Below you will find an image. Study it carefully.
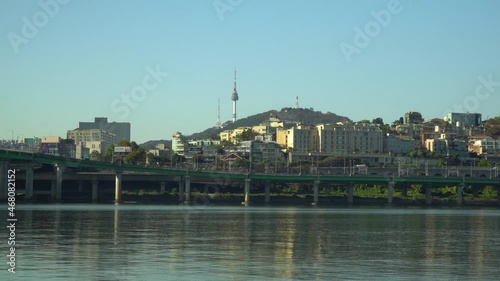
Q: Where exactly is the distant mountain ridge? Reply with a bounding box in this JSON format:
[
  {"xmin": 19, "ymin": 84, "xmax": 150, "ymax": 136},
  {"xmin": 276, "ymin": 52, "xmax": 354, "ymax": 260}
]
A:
[{"xmin": 140, "ymin": 108, "xmax": 351, "ymax": 149}]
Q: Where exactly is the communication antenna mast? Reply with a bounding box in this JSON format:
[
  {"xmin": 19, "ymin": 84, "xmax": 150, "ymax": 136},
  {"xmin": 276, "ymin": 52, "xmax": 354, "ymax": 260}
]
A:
[
  {"xmin": 295, "ymin": 96, "xmax": 299, "ymax": 109},
  {"xmin": 216, "ymin": 98, "xmax": 221, "ymax": 128}
]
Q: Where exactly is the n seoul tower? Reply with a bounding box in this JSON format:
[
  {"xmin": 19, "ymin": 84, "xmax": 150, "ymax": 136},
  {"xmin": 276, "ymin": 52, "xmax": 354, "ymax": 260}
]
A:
[{"xmin": 231, "ymin": 69, "xmax": 239, "ymax": 123}]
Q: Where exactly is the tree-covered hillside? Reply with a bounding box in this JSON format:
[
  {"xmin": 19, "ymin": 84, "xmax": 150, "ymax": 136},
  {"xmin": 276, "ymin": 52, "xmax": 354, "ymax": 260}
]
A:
[
  {"xmin": 188, "ymin": 107, "xmax": 351, "ymax": 140},
  {"xmin": 140, "ymin": 108, "xmax": 351, "ymax": 148}
]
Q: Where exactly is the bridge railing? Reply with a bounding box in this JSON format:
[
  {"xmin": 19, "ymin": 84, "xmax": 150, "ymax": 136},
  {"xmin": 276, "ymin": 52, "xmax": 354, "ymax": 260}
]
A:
[{"xmin": 2, "ymin": 148, "xmax": 499, "ymax": 179}]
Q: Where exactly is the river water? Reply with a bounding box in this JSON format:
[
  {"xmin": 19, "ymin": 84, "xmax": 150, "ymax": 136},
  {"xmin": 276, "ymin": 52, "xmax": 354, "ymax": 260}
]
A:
[{"xmin": 3, "ymin": 204, "xmax": 500, "ymax": 280}]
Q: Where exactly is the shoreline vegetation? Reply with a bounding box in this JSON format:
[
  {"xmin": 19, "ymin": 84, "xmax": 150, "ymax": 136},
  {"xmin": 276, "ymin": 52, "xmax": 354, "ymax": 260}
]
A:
[{"xmin": 20, "ymin": 184, "xmax": 499, "ymax": 207}]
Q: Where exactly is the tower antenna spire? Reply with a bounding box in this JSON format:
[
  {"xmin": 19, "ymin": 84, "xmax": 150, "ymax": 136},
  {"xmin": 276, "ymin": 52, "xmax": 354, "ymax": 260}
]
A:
[
  {"xmin": 231, "ymin": 69, "xmax": 239, "ymax": 123},
  {"xmin": 295, "ymin": 96, "xmax": 299, "ymax": 109}
]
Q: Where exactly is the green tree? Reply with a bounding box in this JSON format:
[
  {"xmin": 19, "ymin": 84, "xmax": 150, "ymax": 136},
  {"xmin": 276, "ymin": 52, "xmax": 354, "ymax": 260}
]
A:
[
  {"xmin": 103, "ymin": 144, "xmax": 115, "ymax": 162},
  {"xmin": 89, "ymin": 150, "xmax": 101, "ymax": 161},
  {"xmin": 372, "ymin": 117, "xmax": 384, "ymax": 125},
  {"xmin": 117, "ymin": 140, "xmax": 131, "ymax": 147},
  {"xmin": 125, "ymin": 147, "xmax": 146, "ymax": 165},
  {"xmin": 409, "ymin": 151, "xmax": 416, "ymax": 158},
  {"xmin": 485, "ymin": 116, "xmax": 500, "ymax": 139},
  {"xmin": 171, "ymin": 153, "xmax": 185, "ymax": 165},
  {"xmin": 478, "ymin": 159, "xmax": 490, "ymax": 167},
  {"xmin": 437, "ymin": 158, "xmax": 445, "ymax": 167},
  {"xmin": 233, "ymin": 158, "xmax": 250, "ymax": 168},
  {"xmin": 358, "ymin": 119, "xmax": 371, "ymax": 124},
  {"xmin": 219, "ymin": 140, "xmax": 233, "ymax": 147},
  {"xmin": 417, "ymin": 149, "xmax": 425, "ymax": 158},
  {"xmin": 234, "ymin": 129, "xmax": 258, "ymax": 143}
]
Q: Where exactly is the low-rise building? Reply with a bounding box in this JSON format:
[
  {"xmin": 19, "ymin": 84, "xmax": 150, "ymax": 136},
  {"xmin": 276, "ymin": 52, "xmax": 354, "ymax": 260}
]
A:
[
  {"xmin": 469, "ymin": 138, "xmax": 500, "ymax": 155},
  {"xmin": 40, "ymin": 136, "xmax": 76, "ymax": 158},
  {"xmin": 228, "ymin": 140, "xmax": 282, "ymax": 163},
  {"xmin": 76, "ymin": 143, "xmax": 90, "ymax": 160},
  {"xmin": 67, "ymin": 128, "xmax": 116, "ymax": 156},
  {"xmin": 384, "ymin": 135, "xmax": 417, "ymax": 154},
  {"xmin": 148, "ymin": 144, "xmax": 171, "ymax": 158},
  {"xmin": 447, "ymin": 112, "xmax": 482, "ymax": 127},
  {"xmin": 425, "ymin": 138, "xmax": 468, "ymax": 157},
  {"xmin": 219, "ymin": 127, "xmax": 252, "ymax": 143}
]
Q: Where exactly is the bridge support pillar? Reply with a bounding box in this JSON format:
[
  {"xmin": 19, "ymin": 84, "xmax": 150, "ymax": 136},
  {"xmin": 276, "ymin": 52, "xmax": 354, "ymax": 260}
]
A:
[
  {"xmin": 184, "ymin": 176, "xmax": 191, "ymax": 203},
  {"xmin": 457, "ymin": 183, "xmax": 464, "ymax": 206},
  {"xmin": 91, "ymin": 180, "xmax": 98, "ymax": 203},
  {"xmin": 401, "ymin": 184, "xmax": 408, "ymax": 198},
  {"xmin": 347, "ymin": 183, "xmax": 354, "ymax": 205},
  {"xmin": 388, "ymin": 181, "xmax": 394, "ymax": 205},
  {"xmin": 472, "ymin": 186, "xmax": 480, "ymax": 198},
  {"xmin": 160, "ymin": 181, "xmax": 166, "ymax": 193},
  {"xmin": 25, "ymin": 167, "xmax": 34, "ymax": 201},
  {"xmin": 115, "ymin": 172, "xmax": 122, "ymax": 203},
  {"xmin": 0, "ymin": 160, "xmax": 8, "ymax": 200},
  {"xmin": 243, "ymin": 179, "xmax": 251, "ymax": 204},
  {"xmin": 55, "ymin": 165, "xmax": 64, "ymax": 202},
  {"xmin": 51, "ymin": 180, "xmax": 56, "ymax": 201},
  {"xmin": 312, "ymin": 180, "xmax": 320, "ymax": 205},
  {"xmin": 178, "ymin": 179, "xmax": 184, "ymax": 202},
  {"xmin": 78, "ymin": 180, "xmax": 83, "ymax": 193},
  {"xmin": 425, "ymin": 185, "xmax": 432, "ymax": 205},
  {"xmin": 264, "ymin": 181, "xmax": 271, "ymax": 204}
]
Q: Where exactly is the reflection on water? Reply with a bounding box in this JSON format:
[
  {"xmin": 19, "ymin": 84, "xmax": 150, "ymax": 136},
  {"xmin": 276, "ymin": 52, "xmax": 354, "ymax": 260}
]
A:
[{"xmin": 5, "ymin": 205, "xmax": 500, "ymax": 280}]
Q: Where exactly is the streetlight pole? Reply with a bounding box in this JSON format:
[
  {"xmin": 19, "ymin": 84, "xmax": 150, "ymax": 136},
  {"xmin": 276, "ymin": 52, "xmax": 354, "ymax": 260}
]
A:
[{"xmin": 309, "ymin": 152, "xmax": 312, "ymax": 174}]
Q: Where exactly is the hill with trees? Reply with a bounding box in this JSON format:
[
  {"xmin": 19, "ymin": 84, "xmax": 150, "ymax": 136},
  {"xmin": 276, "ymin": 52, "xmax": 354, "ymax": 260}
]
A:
[
  {"xmin": 188, "ymin": 107, "xmax": 351, "ymax": 140},
  {"xmin": 139, "ymin": 108, "xmax": 351, "ymax": 148},
  {"xmin": 485, "ymin": 115, "xmax": 500, "ymax": 139}
]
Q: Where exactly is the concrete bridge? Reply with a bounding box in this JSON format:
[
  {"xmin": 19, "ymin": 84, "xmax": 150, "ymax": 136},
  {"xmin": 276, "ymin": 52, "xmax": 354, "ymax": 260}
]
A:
[{"xmin": 1, "ymin": 149, "xmax": 499, "ymax": 206}]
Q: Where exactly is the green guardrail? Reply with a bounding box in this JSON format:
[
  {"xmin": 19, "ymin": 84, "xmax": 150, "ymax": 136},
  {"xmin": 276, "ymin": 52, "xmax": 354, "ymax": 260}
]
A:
[{"xmin": 1, "ymin": 150, "xmax": 499, "ymax": 185}]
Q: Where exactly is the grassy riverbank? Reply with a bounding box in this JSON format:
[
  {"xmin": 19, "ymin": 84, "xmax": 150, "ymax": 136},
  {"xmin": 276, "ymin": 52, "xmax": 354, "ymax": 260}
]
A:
[{"xmin": 112, "ymin": 185, "xmax": 499, "ymax": 206}]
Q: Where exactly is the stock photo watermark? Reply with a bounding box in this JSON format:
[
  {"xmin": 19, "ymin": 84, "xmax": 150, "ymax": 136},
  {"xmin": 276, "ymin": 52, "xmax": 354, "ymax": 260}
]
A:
[
  {"xmin": 339, "ymin": 0, "xmax": 413, "ymax": 63},
  {"xmin": 7, "ymin": 0, "xmax": 70, "ymax": 54},
  {"xmin": 213, "ymin": 0, "xmax": 244, "ymax": 21},
  {"xmin": 445, "ymin": 73, "xmax": 499, "ymax": 114},
  {"xmin": 110, "ymin": 65, "xmax": 170, "ymax": 120},
  {"xmin": 6, "ymin": 169, "xmax": 17, "ymax": 273}
]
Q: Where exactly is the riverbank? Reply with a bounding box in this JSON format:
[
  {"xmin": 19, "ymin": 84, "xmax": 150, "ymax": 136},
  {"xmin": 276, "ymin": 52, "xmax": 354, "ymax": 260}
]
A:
[{"xmin": 19, "ymin": 192, "xmax": 500, "ymax": 207}]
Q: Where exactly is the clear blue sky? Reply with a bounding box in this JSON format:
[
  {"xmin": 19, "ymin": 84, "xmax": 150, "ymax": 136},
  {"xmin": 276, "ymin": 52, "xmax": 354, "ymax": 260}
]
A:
[{"xmin": 1, "ymin": 0, "xmax": 499, "ymax": 143}]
